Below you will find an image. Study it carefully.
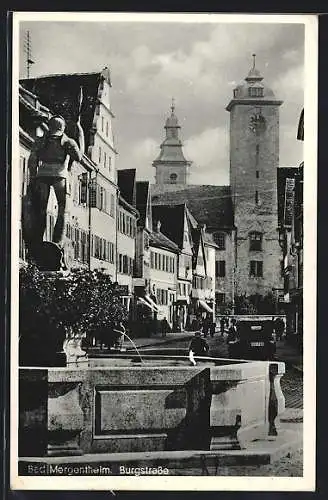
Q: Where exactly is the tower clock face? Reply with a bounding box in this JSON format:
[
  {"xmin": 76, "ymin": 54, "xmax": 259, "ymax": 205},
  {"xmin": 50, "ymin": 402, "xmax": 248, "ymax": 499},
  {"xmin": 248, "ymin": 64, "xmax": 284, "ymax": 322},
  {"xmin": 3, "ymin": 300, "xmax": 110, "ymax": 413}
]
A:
[{"xmin": 249, "ymin": 112, "xmax": 266, "ymax": 135}]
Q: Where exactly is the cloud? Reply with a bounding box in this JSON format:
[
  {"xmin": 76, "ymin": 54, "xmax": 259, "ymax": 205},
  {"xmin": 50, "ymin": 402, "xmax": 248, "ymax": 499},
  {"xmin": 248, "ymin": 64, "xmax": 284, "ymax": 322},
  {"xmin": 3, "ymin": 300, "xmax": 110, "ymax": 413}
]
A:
[
  {"xmin": 19, "ymin": 20, "xmax": 305, "ymax": 182},
  {"xmin": 185, "ymin": 127, "xmax": 229, "ymax": 185},
  {"xmin": 117, "ymin": 137, "xmax": 158, "ymax": 181}
]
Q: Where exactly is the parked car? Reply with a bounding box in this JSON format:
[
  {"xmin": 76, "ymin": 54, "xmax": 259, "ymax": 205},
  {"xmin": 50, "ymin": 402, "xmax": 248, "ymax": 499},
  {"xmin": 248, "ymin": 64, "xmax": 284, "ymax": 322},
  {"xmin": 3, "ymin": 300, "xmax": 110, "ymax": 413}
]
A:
[{"xmin": 228, "ymin": 318, "xmax": 276, "ymax": 361}]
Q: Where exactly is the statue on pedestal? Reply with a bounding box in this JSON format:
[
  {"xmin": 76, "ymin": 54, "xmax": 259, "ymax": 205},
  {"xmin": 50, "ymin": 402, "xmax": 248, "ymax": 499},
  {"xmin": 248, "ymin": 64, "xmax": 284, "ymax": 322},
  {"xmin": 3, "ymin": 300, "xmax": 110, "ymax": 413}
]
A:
[{"xmin": 23, "ymin": 91, "xmax": 85, "ymax": 271}]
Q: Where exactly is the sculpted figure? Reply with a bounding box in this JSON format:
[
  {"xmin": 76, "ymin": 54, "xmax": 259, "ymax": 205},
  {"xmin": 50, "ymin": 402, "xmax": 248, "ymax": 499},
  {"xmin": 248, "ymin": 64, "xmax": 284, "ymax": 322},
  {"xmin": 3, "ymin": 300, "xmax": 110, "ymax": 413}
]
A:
[
  {"xmin": 24, "ymin": 111, "xmax": 85, "ymax": 269},
  {"xmin": 28, "ymin": 115, "xmax": 85, "ymax": 246}
]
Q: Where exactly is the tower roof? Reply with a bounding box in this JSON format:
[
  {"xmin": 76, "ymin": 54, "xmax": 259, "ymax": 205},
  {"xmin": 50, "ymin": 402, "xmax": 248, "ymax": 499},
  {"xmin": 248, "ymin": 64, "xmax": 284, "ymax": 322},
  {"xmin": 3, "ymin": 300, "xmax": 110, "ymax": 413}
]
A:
[
  {"xmin": 245, "ymin": 54, "xmax": 264, "ymax": 82},
  {"xmin": 153, "ymin": 100, "xmax": 191, "ymax": 165},
  {"xmin": 226, "ymin": 54, "xmax": 283, "ymax": 111},
  {"xmin": 165, "ymin": 98, "xmax": 180, "ymax": 129}
]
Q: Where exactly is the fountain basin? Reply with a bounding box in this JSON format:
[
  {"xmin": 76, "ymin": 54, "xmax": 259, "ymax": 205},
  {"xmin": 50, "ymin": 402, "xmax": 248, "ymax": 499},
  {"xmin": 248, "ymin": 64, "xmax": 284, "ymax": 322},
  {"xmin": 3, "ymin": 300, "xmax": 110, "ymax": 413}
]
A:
[{"xmin": 19, "ymin": 356, "xmax": 285, "ymax": 457}]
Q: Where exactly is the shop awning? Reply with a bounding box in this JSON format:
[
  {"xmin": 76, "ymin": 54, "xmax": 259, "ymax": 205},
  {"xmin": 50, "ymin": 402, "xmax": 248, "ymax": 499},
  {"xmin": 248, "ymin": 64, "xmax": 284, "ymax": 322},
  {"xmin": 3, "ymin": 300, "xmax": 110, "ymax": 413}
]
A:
[
  {"xmin": 199, "ymin": 300, "xmax": 214, "ymax": 314},
  {"xmin": 145, "ymin": 295, "xmax": 160, "ymax": 312},
  {"xmin": 138, "ymin": 297, "xmax": 157, "ymax": 312}
]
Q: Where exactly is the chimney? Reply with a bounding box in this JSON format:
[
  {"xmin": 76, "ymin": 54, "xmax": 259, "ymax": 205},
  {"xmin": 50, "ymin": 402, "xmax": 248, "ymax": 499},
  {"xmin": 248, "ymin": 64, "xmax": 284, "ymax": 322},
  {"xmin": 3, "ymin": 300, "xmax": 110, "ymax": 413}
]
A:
[{"xmin": 156, "ymin": 220, "xmax": 161, "ymax": 233}]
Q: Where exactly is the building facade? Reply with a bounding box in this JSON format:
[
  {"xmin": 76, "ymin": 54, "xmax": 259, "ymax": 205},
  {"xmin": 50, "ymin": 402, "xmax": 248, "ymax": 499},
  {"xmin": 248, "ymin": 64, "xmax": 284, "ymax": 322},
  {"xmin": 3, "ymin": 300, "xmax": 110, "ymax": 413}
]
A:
[
  {"xmin": 278, "ymin": 109, "xmax": 304, "ymax": 342},
  {"xmin": 149, "ymin": 221, "xmax": 179, "ymax": 327},
  {"xmin": 20, "ymin": 69, "xmax": 119, "ymax": 278}
]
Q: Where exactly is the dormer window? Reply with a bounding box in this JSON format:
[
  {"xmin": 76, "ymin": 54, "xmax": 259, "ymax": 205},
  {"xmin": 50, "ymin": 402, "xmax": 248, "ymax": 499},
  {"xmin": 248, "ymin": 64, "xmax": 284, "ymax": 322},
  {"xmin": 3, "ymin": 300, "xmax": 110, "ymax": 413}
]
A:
[
  {"xmin": 170, "ymin": 173, "xmax": 177, "ymax": 184},
  {"xmin": 249, "ymin": 87, "xmax": 264, "ymax": 98},
  {"xmin": 249, "ymin": 231, "xmax": 262, "ymax": 251}
]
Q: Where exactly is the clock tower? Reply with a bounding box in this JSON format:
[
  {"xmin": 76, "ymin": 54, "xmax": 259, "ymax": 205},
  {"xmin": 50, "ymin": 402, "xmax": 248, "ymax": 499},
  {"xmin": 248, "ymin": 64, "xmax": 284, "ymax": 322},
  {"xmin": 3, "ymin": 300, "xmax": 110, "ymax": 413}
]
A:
[{"xmin": 226, "ymin": 55, "xmax": 284, "ymax": 298}]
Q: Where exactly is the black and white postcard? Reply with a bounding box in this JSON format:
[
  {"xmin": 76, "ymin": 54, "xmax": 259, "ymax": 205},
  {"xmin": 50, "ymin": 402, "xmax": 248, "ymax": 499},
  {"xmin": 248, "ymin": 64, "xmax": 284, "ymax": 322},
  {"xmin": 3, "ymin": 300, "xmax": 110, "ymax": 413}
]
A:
[{"xmin": 10, "ymin": 12, "xmax": 317, "ymax": 491}]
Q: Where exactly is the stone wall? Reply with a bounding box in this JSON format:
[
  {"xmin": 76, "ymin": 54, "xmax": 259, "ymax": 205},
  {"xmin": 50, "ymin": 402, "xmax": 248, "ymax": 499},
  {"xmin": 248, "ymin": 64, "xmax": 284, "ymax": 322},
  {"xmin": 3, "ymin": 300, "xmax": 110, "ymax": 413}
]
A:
[{"xmin": 19, "ymin": 360, "xmax": 285, "ymax": 457}]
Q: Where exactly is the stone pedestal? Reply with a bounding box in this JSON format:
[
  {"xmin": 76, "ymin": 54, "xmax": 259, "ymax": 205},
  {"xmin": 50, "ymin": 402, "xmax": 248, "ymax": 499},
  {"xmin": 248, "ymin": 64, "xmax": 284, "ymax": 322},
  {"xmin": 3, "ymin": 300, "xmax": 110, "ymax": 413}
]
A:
[{"xmin": 19, "ymin": 366, "xmax": 211, "ymax": 456}]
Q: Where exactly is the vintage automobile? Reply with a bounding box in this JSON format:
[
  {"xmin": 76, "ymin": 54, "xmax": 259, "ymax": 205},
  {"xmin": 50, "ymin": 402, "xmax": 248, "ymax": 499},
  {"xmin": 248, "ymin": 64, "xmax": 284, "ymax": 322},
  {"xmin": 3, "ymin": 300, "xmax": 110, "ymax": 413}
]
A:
[{"xmin": 228, "ymin": 318, "xmax": 276, "ymax": 361}]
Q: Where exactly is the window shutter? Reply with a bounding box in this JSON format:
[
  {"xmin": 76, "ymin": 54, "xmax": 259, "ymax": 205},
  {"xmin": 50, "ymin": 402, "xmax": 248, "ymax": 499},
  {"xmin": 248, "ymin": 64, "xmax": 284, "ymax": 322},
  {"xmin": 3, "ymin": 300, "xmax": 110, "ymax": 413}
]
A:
[
  {"xmin": 80, "ymin": 173, "xmax": 88, "ymax": 204},
  {"xmin": 89, "ymin": 180, "xmax": 97, "ymax": 208}
]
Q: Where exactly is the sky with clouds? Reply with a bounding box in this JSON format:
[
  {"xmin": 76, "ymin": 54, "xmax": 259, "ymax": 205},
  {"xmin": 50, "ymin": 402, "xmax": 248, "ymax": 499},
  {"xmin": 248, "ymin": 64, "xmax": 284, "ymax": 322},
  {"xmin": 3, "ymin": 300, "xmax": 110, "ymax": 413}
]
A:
[{"xmin": 19, "ymin": 18, "xmax": 304, "ymax": 185}]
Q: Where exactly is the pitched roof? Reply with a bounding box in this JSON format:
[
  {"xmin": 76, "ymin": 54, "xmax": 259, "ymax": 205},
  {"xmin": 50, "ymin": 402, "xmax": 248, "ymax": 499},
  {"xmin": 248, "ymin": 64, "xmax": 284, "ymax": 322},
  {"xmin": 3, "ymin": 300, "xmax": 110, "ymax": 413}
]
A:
[
  {"xmin": 20, "ymin": 71, "xmax": 108, "ymax": 149},
  {"xmin": 191, "ymin": 227, "xmax": 202, "ymax": 269},
  {"xmin": 117, "ymin": 169, "xmax": 136, "ymax": 207},
  {"xmin": 149, "ymin": 230, "xmax": 180, "ymax": 254},
  {"xmin": 152, "ymin": 204, "xmax": 186, "ymax": 249},
  {"xmin": 136, "ymin": 181, "xmax": 151, "ymax": 228},
  {"xmin": 151, "ymin": 185, "xmax": 234, "ymax": 230}
]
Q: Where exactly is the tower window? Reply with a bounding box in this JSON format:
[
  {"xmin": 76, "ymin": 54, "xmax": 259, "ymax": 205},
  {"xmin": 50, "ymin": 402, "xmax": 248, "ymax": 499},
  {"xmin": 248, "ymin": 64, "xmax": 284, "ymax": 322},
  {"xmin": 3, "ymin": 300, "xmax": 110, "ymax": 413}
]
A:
[
  {"xmin": 214, "ymin": 232, "xmax": 226, "ymax": 250},
  {"xmin": 250, "ymin": 260, "xmax": 263, "ymax": 278},
  {"xmin": 249, "ymin": 232, "xmax": 262, "ymax": 251},
  {"xmin": 215, "ymin": 260, "xmax": 226, "ymax": 277},
  {"xmin": 255, "ymin": 190, "xmax": 259, "ymax": 205},
  {"xmin": 249, "ymin": 87, "xmax": 264, "ymax": 97},
  {"xmin": 170, "ymin": 173, "xmax": 178, "ymax": 184},
  {"xmin": 256, "ymin": 170, "xmax": 259, "ymax": 179}
]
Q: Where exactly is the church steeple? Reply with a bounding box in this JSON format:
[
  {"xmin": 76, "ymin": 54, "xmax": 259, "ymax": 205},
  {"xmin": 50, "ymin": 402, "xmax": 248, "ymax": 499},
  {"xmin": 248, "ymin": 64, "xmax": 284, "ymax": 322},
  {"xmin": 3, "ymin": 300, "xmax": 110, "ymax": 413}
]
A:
[
  {"xmin": 153, "ymin": 100, "xmax": 191, "ymax": 186},
  {"xmin": 245, "ymin": 54, "xmax": 263, "ymax": 82}
]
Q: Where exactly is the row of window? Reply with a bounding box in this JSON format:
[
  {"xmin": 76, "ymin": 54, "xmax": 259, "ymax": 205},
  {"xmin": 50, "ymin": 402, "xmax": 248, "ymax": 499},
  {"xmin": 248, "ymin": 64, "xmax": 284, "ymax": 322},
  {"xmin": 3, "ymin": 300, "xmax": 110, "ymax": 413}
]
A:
[
  {"xmin": 118, "ymin": 209, "xmax": 136, "ymax": 238},
  {"xmin": 192, "ymin": 276, "xmax": 206, "ymax": 290},
  {"xmin": 118, "ymin": 254, "xmax": 134, "ymax": 275},
  {"xmin": 98, "ymin": 146, "xmax": 112, "ymax": 171},
  {"xmin": 73, "ymin": 227, "xmax": 89, "ymax": 263},
  {"xmin": 101, "ymin": 116, "xmax": 110, "ymax": 139},
  {"xmin": 213, "ymin": 232, "xmax": 263, "ymax": 252},
  {"xmin": 92, "ymin": 236, "xmax": 115, "ymax": 263},
  {"xmin": 150, "ymin": 251, "xmax": 176, "ymax": 273},
  {"xmin": 156, "ymin": 288, "xmax": 169, "ymax": 306},
  {"xmin": 178, "ymin": 282, "xmax": 190, "ymax": 297},
  {"xmin": 89, "ymin": 180, "xmax": 115, "ymax": 216},
  {"xmin": 234, "ymin": 87, "xmax": 264, "ymax": 98}
]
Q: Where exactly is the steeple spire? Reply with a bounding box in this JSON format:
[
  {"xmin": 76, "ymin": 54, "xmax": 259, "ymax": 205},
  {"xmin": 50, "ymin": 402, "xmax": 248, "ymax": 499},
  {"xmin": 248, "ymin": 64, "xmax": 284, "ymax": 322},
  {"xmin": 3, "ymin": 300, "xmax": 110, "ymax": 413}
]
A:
[
  {"xmin": 171, "ymin": 97, "xmax": 175, "ymax": 114},
  {"xmin": 246, "ymin": 54, "xmax": 263, "ymax": 82}
]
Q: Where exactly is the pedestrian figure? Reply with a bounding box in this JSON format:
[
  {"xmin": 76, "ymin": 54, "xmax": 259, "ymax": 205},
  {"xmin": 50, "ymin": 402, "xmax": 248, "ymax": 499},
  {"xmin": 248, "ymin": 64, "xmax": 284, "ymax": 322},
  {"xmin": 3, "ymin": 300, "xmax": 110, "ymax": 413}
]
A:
[
  {"xmin": 220, "ymin": 316, "xmax": 225, "ymax": 336},
  {"xmin": 188, "ymin": 331, "xmax": 209, "ymax": 357},
  {"xmin": 210, "ymin": 321, "xmax": 216, "ymax": 338},
  {"xmin": 113, "ymin": 321, "xmax": 126, "ymax": 350},
  {"xmin": 202, "ymin": 316, "xmax": 210, "ymax": 337},
  {"xmin": 274, "ymin": 317, "xmax": 285, "ymax": 341},
  {"xmin": 161, "ymin": 317, "xmax": 171, "ymax": 337},
  {"xmin": 227, "ymin": 319, "xmax": 238, "ymax": 342}
]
